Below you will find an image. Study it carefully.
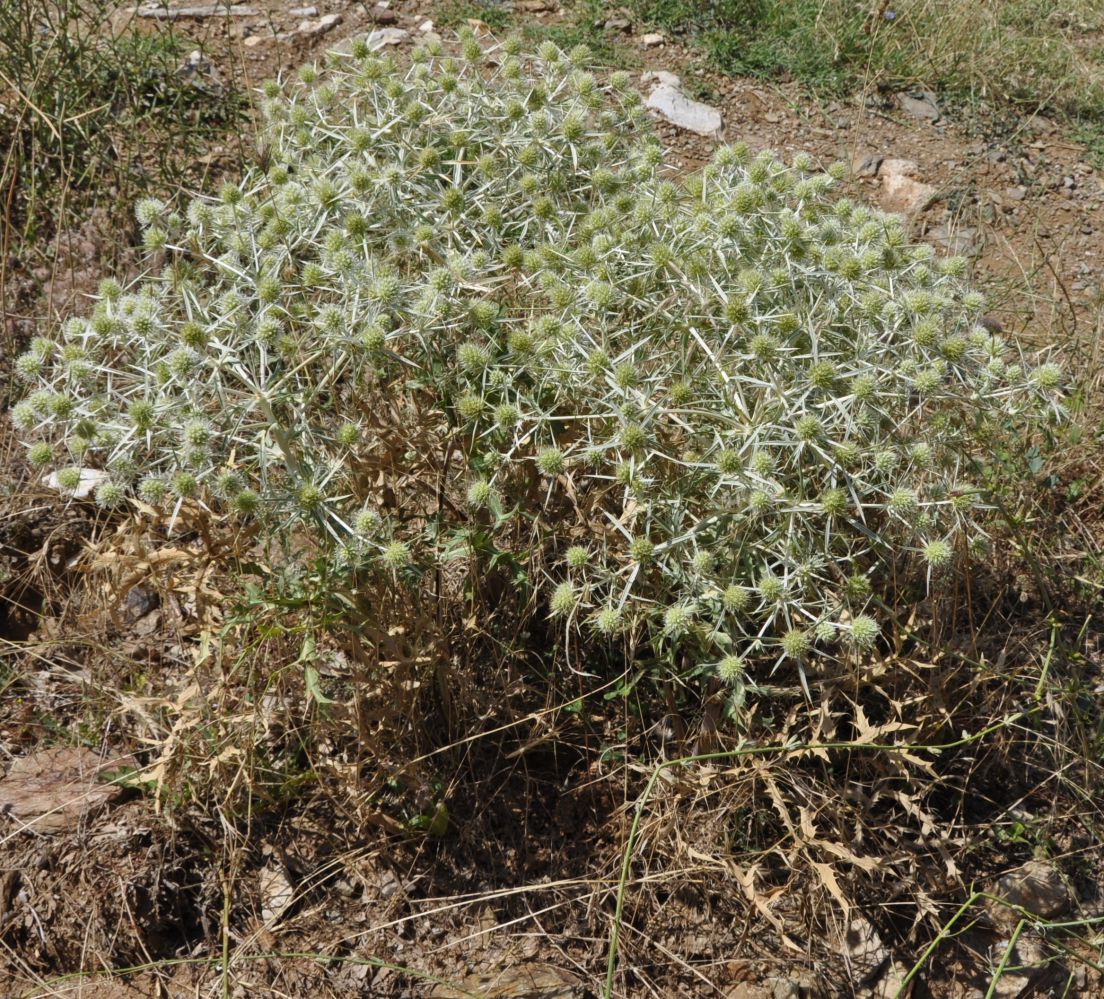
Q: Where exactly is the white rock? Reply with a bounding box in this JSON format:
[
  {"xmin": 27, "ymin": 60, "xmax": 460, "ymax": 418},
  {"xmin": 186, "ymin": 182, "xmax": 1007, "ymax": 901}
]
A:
[
  {"xmin": 138, "ymin": 3, "xmax": 259, "ymax": 17},
  {"xmin": 242, "ymin": 33, "xmax": 265, "ymax": 47},
  {"xmin": 840, "ymin": 916, "xmax": 888, "ymax": 981},
  {"xmin": 366, "ymin": 26, "xmax": 409, "ymax": 47},
  {"xmin": 288, "ymin": 5, "xmax": 317, "ymax": 16},
  {"xmin": 297, "ymin": 12, "xmax": 340, "ymax": 35},
  {"xmin": 44, "ymin": 468, "xmax": 109, "ymax": 499},
  {"xmin": 880, "ymin": 158, "xmax": 937, "ymax": 213},
  {"xmin": 418, "ymin": 19, "xmax": 434, "ymax": 32},
  {"xmin": 641, "ymin": 32, "xmax": 665, "ymax": 47},
  {"xmin": 642, "ymin": 71, "xmax": 721, "ymax": 137},
  {"xmin": 259, "ymin": 864, "xmax": 296, "ymax": 926}
]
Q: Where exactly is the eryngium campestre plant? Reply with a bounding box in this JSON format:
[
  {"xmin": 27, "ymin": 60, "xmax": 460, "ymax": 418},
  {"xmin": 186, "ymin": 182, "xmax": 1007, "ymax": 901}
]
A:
[{"xmin": 14, "ymin": 33, "xmax": 1063, "ymax": 682}]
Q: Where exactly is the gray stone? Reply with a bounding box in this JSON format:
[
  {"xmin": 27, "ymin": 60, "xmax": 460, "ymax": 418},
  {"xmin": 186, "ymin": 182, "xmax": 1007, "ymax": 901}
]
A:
[
  {"xmin": 298, "ymin": 12, "xmax": 340, "ymax": 35},
  {"xmin": 851, "ymin": 153, "xmax": 883, "ymax": 178},
  {"xmin": 928, "ymin": 223, "xmax": 980, "ymax": 257},
  {"xmin": 769, "ymin": 980, "xmax": 800, "ymax": 999},
  {"xmin": 995, "ymin": 860, "xmax": 1073, "ymax": 919},
  {"xmin": 641, "ymin": 32, "xmax": 665, "ymax": 46},
  {"xmin": 895, "ymin": 89, "xmax": 940, "ymax": 121},
  {"xmin": 642, "ymin": 71, "xmax": 722, "ymax": 137}
]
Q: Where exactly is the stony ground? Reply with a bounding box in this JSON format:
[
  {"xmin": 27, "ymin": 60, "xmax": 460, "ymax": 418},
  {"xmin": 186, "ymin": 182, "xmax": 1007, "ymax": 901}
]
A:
[{"xmin": 2, "ymin": 3, "xmax": 1104, "ymax": 998}]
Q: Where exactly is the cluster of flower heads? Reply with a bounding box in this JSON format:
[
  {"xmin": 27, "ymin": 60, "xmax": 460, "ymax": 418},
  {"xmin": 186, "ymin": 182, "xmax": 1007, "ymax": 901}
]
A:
[{"xmin": 13, "ymin": 32, "xmax": 1063, "ymax": 686}]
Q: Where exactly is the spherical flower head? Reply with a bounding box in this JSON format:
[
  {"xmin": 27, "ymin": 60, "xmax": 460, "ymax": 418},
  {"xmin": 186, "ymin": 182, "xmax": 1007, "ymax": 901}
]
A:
[
  {"xmin": 592, "ymin": 606, "xmax": 622, "ymax": 636},
  {"xmin": 46, "ymin": 393, "xmax": 73, "ymax": 419},
  {"xmin": 536, "ymin": 447, "xmax": 565, "ymax": 476},
  {"xmin": 850, "ymin": 374, "xmax": 877, "ymax": 403},
  {"xmin": 842, "ymin": 573, "xmax": 871, "ymax": 603},
  {"xmin": 908, "ymin": 442, "xmax": 933, "ymax": 469},
  {"xmin": 668, "ymin": 382, "xmax": 692, "ymax": 408},
  {"xmin": 494, "ymin": 403, "xmax": 521, "ymax": 428},
  {"xmin": 612, "ymin": 362, "xmax": 639, "ymax": 390},
  {"xmin": 135, "ymin": 197, "xmax": 165, "ymax": 229},
  {"xmin": 815, "ymin": 619, "xmax": 836, "ymax": 644},
  {"xmin": 456, "ymin": 393, "xmax": 485, "ymax": 422},
  {"xmin": 466, "ymin": 479, "xmax": 493, "ymax": 508},
  {"xmin": 717, "ymin": 583, "xmax": 749, "ymax": 613},
  {"xmin": 97, "ymin": 277, "xmax": 123, "ymax": 301},
  {"xmin": 219, "ymin": 181, "xmax": 243, "ymax": 206},
  {"xmin": 922, "ymin": 539, "xmax": 953, "ymax": 569},
  {"xmin": 26, "ymin": 441, "xmax": 53, "ymax": 467},
  {"xmin": 585, "ymin": 280, "xmax": 615, "ymax": 310},
  {"xmin": 213, "ymin": 469, "xmax": 244, "ymax": 498},
  {"xmin": 1033, "ymin": 362, "xmax": 1062, "ymax": 391},
  {"xmin": 620, "ymin": 424, "xmax": 646, "ymax": 452},
  {"xmin": 951, "ymin": 487, "xmax": 978, "ymax": 513},
  {"xmin": 561, "ymin": 111, "xmax": 586, "ymax": 143},
  {"xmin": 336, "ymin": 422, "xmax": 359, "ymax": 447},
  {"xmin": 138, "ymin": 477, "xmax": 168, "ymax": 505},
  {"xmin": 887, "ymin": 488, "xmax": 918, "ymax": 515},
  {"xmin": 749, "ymin": 334, "xmax": 778, "ymax": 363},
  {"xmin": 171, "ymin": 471, "xmax": 198, "ymax": 498},
  {"xmin": 912, "ymin": 317, "xmax": 939, "ymax": 348},
  {"xmin": 819, "ymin": 488, "xmax": 847, "ymax": 517},
  {"xmin": 456, "ymin": 342, "xmax": 489, "ymax": 373},
  {"xmin": 807, "ymin": 361, "xmax": 837, "ymax": 391},
  {"xmin": 15, "ymin": 351, "xmax": 44, "ymax": 381},
  {"xmin": 10, "ymin": 401, "xmax": 37, "ymax": 430},
  {"xmin": 56, "ymin": 466, "xmax": 83, "ymax": 494},
  {"xmin": 628, "ymin": 537, "xmax": 654, "ymax": 563},
  {"xmin": 182, "ymin": 420, "xmax": 211, "ymax": 450},
  {"xmin": 747, "ymin": 490, "xmax": 772, "ymax": 516},
  {"xmin": 167, "ymin": 349, "xmax": 198, "ymax": 379},
  {"xmin": 564, "ymin": 545, "xmax": 590, "ymax": 570},
  {"xmin": 380, "ymin": 540, "xmax": 411, "ymax": 571},
  {"xmin": 297, "ymin": 484, "xmax": 324, "ymax": 511},
  {"xmin": 757, "ymin": 573, "xmax": 784, "ymax": 604},
  {"xmin": 360, "ymin": 323, "xmax": 386, "ymax": 354},
  {"xmin": 222, "ymin": 488, "xmax": 255, "ymax": 517},
  {"xmin": 941, "ymin": 335, "xmax": 968, "ymax": 362},
  {"xmin": 847, "ymin": 615, "xmax": 880, "ymax": 651},
  {"xmin": 549, "ymin": 582, "xmax": 577, "ymax": 617},
  {"xmin": 690, "ymin": 550, "xmax": 714, "ymax": 575},
  {"xmin": 795, "ymin": 415, "xmax": 822, "ymax": 443},
  {"xmin": 874, "ymin": 450, "xmax": 898, "ymax": 475},
  {"xmin": 715, "ymin": 448, "xmax": 742, "ymax": 475},
  {"xmin": 663, "ymin": 604, "xmax": 693, "ymax": 636},
  {"xmin": 780, "ymin": 627, "xmax": 811, "ymax": 659},
  {"xmin": 95, "ymin": 479, "xmax": 123, "ymax": 508},
  {"xmin": 716, "ymin": 655, "xmax": 746, "ymax": 684}
]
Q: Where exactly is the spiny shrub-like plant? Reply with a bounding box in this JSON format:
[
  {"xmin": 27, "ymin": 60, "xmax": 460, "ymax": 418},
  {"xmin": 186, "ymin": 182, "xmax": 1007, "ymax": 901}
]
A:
[{"xmin": 13, "ymin": 32, "xmax": 1063, "ymax": 692}]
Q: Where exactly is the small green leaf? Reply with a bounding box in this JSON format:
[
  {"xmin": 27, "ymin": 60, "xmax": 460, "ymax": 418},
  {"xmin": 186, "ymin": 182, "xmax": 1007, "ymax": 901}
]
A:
[{"xmin": 304, "ymin": 664, "xmax": 334, "ymax": 705}]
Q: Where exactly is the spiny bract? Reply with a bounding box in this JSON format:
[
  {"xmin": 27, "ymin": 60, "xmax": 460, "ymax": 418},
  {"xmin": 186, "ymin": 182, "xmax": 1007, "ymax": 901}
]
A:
[{"xmin": 14, "ymin": 34, "xmax": 1062, "ymax": 682}]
